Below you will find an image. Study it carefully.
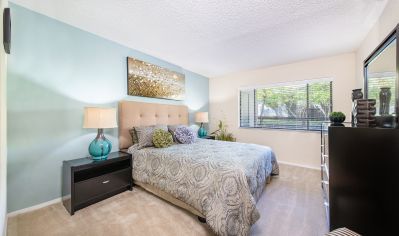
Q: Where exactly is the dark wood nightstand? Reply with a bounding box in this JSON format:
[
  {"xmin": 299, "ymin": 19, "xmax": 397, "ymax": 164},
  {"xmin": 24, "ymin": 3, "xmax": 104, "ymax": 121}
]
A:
[
  {"xmin": 62, "ymin": 152, "xmax": 133, "ymax": 215},
  {"xmin": 201, "ymin": 135, "xmax": 215, "ymax": 140}
]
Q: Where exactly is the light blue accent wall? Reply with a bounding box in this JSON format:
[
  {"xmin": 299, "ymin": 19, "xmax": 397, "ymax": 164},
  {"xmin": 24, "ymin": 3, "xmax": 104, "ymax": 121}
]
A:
[{"xmin": 7, "ymin": 3, "xmax": 209, "ymax": 212}]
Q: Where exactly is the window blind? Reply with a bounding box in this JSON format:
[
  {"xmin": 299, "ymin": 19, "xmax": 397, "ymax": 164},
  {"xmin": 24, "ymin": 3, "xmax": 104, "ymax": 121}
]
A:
[{"xmin": 239, "ymin": 80, "xmax": 332, "ymax": 131}]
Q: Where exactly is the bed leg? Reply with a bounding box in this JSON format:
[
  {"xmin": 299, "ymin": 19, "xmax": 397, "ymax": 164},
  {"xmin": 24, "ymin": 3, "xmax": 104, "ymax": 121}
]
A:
[
  {"xmin": 266, "ymin": 175, "xmax": 272, "ymax": 184},
  {"xmin": 198, "ymin": 216, "xmax": 206, "ymax": 223}
]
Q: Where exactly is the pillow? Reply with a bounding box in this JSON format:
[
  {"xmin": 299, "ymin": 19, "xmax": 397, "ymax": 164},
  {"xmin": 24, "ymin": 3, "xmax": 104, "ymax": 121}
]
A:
[
  {"xmin": 168, "ymin": 125, "xmax": 199, "ymax": 141},
  {"xmin": 135, "ymin": 126, "xmax": 155, "ymax": 149},
  {"xmin": 168, "ymin": 125, "xmax": 184, "ymax": 142},
  {"xmin": 153, "ymin": 129, "xmax": 174, "ymax": 148},
  {"xmin": 188, "ymin": 125, "xmax": 200, "ymax": 138},
  {"xmin": 135, "ymin": 125, "xmax": 168, "ymax": 149},
  {"xmin": 129, "ymin": 128, "xmax": 139, "ymax": 144},
  {"xmin": 174, "ymin": 126, "xmax": 196, "ymax": 144}
]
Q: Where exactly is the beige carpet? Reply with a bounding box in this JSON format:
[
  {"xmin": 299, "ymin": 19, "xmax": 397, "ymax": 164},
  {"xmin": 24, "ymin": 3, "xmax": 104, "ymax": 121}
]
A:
[{"xmin": 7, "ymin": 164, "xmax": 328, "ymax": 236}]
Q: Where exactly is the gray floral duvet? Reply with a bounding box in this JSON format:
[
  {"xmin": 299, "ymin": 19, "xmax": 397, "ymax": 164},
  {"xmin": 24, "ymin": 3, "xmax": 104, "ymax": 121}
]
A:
[{"xmin": 128, "ymin": 139, "xmax": 279, "ymax": 236}]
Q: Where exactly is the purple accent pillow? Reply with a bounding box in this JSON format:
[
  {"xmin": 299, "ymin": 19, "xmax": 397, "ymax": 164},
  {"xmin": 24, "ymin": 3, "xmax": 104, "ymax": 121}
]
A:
[{"xmin": 174, "ymin": 126, "xmax": 196, "ymax": 144}]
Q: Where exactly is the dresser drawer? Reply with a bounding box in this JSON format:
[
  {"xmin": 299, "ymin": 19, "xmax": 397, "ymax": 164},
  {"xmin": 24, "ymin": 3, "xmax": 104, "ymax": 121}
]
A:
[
  {"xmin": 322, "ymin": 180, "xmax": 329, "ymax": 202},
  {"xmin": 74, "ymin": 168, "xmax": 131, "ymax": 204},
  {"xmin": 322, "ymin": 165, "xmax": 329, "ymax": 182}
]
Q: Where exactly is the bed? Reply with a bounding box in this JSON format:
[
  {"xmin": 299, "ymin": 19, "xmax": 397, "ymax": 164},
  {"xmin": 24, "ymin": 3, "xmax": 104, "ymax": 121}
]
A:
[{"xmin": 118, "ymin": 101, "xmax": 279, "ymax": 236}]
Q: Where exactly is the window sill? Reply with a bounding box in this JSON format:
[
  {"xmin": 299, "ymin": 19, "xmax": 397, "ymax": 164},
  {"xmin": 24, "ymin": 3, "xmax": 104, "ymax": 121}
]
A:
[{"xmin": 238, "ymin": 127, "xmax": 321, "ymax": 133}]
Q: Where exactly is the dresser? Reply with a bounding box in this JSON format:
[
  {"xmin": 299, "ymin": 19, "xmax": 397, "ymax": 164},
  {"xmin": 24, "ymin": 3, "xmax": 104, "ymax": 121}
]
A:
[{"xmin": 321, "ymin": 123, "xmax": 399, "ymax": 235}]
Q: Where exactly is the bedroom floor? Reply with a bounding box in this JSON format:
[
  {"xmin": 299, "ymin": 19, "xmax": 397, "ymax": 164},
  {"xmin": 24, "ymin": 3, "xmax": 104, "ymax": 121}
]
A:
[{"xmin": 7, "ymin": 164, "xmax": 328, "ymax": 236}]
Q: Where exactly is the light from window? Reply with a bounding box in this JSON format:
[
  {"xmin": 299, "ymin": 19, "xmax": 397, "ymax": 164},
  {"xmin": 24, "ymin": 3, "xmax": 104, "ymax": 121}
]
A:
[{"xmin": 240, "ymin": 80, "xmax": 332, "ymax": 131}]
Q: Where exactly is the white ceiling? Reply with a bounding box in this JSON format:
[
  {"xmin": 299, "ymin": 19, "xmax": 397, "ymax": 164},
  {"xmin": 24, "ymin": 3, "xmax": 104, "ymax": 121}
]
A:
[{"xmin": 10, "ymin": 0, "xmax": 388, "ymax": 77}]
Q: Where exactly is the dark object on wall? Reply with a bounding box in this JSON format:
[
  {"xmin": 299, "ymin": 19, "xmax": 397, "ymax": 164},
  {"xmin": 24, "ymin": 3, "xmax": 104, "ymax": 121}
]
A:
[
  {"xmin": 126, "ymin": 57, "xmax": 185, "ymax": 100},
  {"xmin": 353, "ymin": 99, "xmax": 376, "ymax": 127},
  {"xmin": 322, "ymin": 125, "xmax": 399, "ymax": 235},
  {"xmin": 62, "ymin": 152, "xmax": 133, "ymax": 215},
  {"xmin": 3, "ymin": 8, "xmax": 11, "ymax": 54},
  {"xmin": 351, "ymin": 89, "xmax": 363, "ymax": 124},
  {"xmin": 379, "ymin": 87, "xmax": 392, "ymax": 115}
]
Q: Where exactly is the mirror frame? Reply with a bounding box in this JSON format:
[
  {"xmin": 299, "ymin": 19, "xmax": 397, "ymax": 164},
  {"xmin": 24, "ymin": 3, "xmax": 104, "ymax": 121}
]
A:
[{"xmin": 364, "ymin": 23, "xmax": 399, "ymax": 118}]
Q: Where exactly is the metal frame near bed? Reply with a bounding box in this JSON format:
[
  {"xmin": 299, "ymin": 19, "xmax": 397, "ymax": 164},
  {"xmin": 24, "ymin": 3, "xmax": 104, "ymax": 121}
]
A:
[{"xmin": 118, "ymin": 100, "xmax": 206, "ymax": 220}]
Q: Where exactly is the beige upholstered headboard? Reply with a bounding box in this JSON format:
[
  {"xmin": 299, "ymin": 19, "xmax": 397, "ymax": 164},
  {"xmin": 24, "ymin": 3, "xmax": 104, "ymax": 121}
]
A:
[{"xmin": 118, "ymin": 100, "xmax": 189, "ymax": 149}]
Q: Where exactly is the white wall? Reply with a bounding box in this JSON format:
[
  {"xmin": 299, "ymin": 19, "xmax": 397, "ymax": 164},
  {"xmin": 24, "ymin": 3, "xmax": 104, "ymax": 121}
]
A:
[
  {"xmin": 0, "ymin": 0, "xmax": 7, "ymax": 234},
  {"xmin": 209, "ymin": 53, "xmax": 356, "ymax": 169},
  {"xmin": 356, "ymin": 0, "xmax": 399, "ymax": 88}
]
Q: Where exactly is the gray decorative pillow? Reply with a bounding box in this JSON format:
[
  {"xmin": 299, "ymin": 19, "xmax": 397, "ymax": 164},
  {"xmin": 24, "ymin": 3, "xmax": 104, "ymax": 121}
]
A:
[
  {"xmin": 129, "ymin": 128, "xmax": 138, "ymax": 144},
  {"xmin": 135, "ymin": 126, "xmax": 155, "ymax": 149},
  {"xmin": 135, "ymin": 125, "xmax": 168, "ymax": 149},
  {"xmin": 174, "ymin": 126, "xmax": 196, "ymax": 144},
  {"xmin": 154, "ymin": 124, "xmax": 168, "ymax": 131}
]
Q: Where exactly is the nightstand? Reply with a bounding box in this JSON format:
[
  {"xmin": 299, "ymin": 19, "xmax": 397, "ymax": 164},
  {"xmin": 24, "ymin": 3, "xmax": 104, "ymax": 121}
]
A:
[
  {"xmin": 201, "ymin": 135, "xmax": 215, "ymax": 140},
  {"xmin": 62, "ymin": 152, "xmax": 133, "ymax": 215}
]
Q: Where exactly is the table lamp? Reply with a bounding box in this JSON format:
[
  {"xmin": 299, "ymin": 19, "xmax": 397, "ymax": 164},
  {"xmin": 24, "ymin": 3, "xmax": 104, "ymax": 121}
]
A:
[
  {"xmin": 195, "ymin": 112, "xmax": 209, "ymax": 138},
  {"xmin": 83, "ymin": 107, "xmax": 117, "ymax": 160}
]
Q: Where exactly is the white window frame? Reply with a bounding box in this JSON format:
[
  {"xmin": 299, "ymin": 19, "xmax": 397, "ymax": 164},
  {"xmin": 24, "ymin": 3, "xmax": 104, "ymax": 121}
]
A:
[{"xmin": 238, "ymin": 78, "xmax": 333, "ymax": 131}]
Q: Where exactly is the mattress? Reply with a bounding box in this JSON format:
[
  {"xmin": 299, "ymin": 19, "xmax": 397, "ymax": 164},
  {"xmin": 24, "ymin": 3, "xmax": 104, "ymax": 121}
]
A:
[{"xmin": 128, "ymin": 139, "xmax": 279, "ymax": 236}]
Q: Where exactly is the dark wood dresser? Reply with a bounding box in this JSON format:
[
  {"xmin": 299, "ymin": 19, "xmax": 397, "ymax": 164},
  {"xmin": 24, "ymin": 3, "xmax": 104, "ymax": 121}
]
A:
[
  {"xmin": 321, "ymin": 124, "xmax": 399, "ymax": 235},
  {"xmin": 62, "ymin": 152, "xmax": 133, "ymax": 215}
]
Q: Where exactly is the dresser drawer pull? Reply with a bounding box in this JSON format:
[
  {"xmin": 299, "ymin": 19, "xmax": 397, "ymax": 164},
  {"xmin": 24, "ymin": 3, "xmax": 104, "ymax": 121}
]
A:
[{"xmin": 102, "ymin": 180, "xmax": 110, "ymax": 184}]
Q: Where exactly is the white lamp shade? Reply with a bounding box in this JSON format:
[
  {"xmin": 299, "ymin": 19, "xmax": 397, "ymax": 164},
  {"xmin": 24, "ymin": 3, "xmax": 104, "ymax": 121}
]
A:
[
  {"xmin": 83, "ymin": 107, "xmax": 117, "ymax": 129},
  {"xmin": 195, "ymin": 112, "xmax": 209, "ymax": 123}
]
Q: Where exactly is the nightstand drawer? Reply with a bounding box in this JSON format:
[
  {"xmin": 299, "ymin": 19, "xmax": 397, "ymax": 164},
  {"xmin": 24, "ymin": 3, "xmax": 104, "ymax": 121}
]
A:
[{"xmin": 75, "ymin": 168, "xmax": 131, "ymax": 204}]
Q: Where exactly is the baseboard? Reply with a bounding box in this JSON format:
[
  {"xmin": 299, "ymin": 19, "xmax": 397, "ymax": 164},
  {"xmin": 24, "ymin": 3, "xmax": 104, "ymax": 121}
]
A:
[
  {"xmin": 278, "ymin": 160, "xmax": 319, "ymax": 170},
  {"xmin": 7, "ymin": 198, "xmax": 61, "ymax": 217}
]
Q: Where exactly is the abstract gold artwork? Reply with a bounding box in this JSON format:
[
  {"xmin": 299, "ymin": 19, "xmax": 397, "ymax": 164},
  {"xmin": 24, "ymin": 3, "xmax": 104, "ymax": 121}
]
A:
[{"xmin": 127, "ymin": 57, "xmax": 185, "ymax": 100}]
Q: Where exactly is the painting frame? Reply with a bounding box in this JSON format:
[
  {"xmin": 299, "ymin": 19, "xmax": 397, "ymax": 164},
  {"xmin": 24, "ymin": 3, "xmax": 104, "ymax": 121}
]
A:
[{"xmin": 126, "ymin": 57, "xmax": 185, "ymax": 101}]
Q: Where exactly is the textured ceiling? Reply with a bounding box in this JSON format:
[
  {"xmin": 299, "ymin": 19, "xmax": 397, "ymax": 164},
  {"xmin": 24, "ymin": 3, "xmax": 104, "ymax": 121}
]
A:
[{"xmin": 10, "ymin": 0, "xmax": 388, "ymax": 77}]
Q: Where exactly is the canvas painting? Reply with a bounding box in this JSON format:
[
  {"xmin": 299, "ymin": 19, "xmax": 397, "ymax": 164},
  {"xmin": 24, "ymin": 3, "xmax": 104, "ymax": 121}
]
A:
[{"xmin": 127, "ymin": 57, "xmax": 185, "ymax": 100}]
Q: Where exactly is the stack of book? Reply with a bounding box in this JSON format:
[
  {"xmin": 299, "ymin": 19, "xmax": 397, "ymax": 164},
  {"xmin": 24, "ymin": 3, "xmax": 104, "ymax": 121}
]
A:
[{"xmin": 353, "ymin": 99, "xmax": 376, "ymax": 127}]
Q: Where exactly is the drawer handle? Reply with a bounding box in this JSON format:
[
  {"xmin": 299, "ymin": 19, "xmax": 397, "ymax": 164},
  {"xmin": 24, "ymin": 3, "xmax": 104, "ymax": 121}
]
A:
[{"xmin": 102, "ymin": 180, "xmax": 110, "ymax": 184}]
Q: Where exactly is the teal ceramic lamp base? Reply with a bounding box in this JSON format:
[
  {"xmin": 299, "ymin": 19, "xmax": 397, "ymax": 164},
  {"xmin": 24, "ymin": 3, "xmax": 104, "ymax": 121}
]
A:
[
  {"xmin": 89, "ymin": 129, "xmax": 112, "ymax": 160},
  {"xmin": 198, "ymin": 123, "xmax": 208, "ymax": 138}
]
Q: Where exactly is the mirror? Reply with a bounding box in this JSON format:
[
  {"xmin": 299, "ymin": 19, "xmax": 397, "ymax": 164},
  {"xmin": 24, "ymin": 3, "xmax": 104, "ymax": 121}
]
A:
[
  {"xmin": 366, "ymin": 38, "xmax": 396, "ymax": 115},
  {"xmin": 364, "ymin": 24, "xmax": 398, "ymax": 128}
]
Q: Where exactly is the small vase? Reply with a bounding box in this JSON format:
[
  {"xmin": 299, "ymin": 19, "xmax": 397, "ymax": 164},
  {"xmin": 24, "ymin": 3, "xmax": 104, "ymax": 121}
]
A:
[
  {"xmin": 379, "ymin": 87, "xmax": 391, "ymax": 115},
  {"xmin": 352, "ymin": 89, "xmax": 363, "ymax": 101}
]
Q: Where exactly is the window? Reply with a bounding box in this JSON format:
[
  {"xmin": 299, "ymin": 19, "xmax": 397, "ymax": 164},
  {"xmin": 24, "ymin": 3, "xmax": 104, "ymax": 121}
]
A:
[{"xmin": 240, "ymin": 80, "xmax": 332, "ymax": 131}]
